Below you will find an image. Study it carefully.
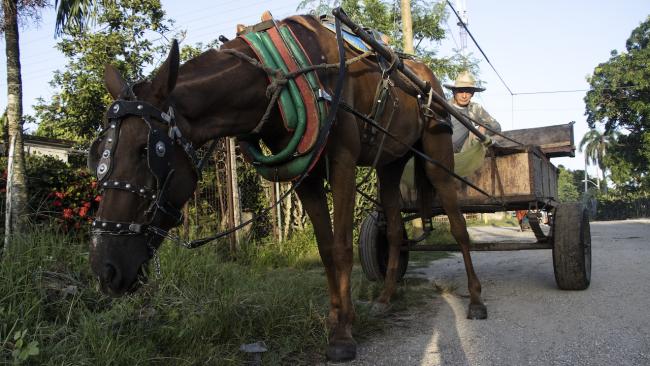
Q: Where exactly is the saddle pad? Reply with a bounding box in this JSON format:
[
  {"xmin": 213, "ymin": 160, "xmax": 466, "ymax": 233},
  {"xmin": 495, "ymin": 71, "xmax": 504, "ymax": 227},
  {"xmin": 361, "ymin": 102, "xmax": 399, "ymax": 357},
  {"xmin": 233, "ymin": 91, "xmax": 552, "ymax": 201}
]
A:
[
  {"xmin": 236, "ymin": 20, "xmax": 328, "ymax": 182},
  {"xmin": 321, "ymin": 18, "xmax": 390, "ymax": 53}
]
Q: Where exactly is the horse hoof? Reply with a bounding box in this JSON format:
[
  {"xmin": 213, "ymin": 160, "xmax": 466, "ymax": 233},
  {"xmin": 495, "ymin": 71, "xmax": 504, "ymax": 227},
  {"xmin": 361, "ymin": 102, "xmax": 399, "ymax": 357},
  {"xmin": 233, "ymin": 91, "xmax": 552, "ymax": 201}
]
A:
[
  {"xmin": 369, "ymin": 301, "xmax": 391, "ymax": 316},
  {"xmin": 326, "ymin": 340, "xmax": 357, "ymax": 362},
  {"xmin": 467, "ymin": 303, "xmax": 487, "ymax": 319}
]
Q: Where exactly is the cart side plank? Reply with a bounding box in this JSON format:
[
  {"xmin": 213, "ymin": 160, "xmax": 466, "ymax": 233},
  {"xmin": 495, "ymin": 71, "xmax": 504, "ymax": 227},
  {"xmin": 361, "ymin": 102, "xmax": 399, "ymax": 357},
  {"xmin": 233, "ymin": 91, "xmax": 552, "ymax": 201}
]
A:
[
  {"xmin": 456, "ymin": 146, "xmax": 558, "ymax": 206},
  {"xmin": 400, "ymin": 146, "xmax": 558, "ymax": 211}
]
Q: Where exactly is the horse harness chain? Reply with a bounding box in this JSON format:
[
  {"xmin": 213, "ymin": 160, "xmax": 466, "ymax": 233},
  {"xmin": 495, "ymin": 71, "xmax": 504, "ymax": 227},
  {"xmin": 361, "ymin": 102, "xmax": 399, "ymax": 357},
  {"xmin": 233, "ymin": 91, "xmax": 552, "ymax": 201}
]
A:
[{"xmin": 89, "ymin": 98, "xmax": 201, "ymax": 242}]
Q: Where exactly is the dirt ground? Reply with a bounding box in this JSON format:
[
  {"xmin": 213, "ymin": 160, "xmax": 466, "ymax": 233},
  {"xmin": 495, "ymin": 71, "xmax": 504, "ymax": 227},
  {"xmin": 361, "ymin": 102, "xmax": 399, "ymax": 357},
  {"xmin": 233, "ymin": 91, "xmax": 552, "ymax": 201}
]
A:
[{"xmin": 329, "ymin": 219, "xmax": 650, "ymax": 366}]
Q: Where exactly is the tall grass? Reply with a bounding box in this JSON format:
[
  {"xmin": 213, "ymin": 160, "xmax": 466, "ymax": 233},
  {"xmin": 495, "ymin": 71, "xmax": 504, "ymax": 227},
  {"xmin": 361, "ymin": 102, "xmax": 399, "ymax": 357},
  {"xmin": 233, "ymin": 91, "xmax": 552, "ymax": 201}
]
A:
[{"xmin": 0, "ymin": 224, "xmax": 442, "ymax": 365}]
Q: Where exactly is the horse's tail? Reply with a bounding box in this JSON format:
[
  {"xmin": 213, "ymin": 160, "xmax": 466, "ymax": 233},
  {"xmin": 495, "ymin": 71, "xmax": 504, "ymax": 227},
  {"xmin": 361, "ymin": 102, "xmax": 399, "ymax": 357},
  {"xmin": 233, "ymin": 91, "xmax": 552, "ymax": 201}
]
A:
[{"xmin": 414, "ymin": 149, "xmax": 434, "ymax": 232}]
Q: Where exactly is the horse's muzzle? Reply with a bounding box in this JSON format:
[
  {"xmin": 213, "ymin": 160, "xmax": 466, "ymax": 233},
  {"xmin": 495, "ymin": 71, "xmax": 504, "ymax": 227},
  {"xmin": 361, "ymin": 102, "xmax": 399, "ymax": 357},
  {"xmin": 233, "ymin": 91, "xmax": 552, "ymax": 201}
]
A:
[{"xmin": 90, "ymin": 235, "xmax": 150, "ymax": 296}]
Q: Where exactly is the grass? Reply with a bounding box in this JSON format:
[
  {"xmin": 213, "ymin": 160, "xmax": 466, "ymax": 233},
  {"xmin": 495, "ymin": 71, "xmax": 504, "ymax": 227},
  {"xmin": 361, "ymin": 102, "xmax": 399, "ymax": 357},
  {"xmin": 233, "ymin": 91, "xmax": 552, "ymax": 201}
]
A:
[{"xmin": 0, "ymin": 223, "xmax": 447, "ymax": 365}]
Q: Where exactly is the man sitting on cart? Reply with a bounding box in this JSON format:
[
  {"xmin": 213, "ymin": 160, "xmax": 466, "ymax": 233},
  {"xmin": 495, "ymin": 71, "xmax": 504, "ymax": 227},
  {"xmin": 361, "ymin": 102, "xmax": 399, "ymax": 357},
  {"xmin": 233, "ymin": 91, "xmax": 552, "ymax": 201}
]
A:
[{"xmin": 444, "ymin": 71, "xmax": 502, "ymax": 153}]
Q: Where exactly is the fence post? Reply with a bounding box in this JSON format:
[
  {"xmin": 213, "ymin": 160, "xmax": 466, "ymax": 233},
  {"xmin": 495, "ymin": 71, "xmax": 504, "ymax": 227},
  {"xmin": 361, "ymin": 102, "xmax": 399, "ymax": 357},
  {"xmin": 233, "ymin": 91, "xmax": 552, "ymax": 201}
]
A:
[
  {"xmin": 273, "ymin": 182, "xmax": 282, "ymax": 242},
  {"xmin": 226, "ymin": 137, "xmax": 241, "ymax": 253}
]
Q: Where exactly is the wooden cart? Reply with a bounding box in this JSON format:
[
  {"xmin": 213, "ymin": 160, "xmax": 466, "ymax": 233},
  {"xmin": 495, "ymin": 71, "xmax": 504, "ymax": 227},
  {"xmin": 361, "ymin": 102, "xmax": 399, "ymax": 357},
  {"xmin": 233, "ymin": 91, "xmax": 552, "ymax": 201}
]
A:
[{"xmin": 358, "ymin": 122, "xmax": 592, "ymax": 290}]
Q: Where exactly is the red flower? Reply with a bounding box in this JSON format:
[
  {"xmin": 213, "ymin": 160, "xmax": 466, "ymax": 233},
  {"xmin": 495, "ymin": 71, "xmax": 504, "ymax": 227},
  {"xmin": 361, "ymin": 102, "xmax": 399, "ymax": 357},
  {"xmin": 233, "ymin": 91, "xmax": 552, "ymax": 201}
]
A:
[
  {"xmin": 94, "ymin": 195, "xmax": 102, "ymax": 202},
  {"xmin": 63, "ymin": 208, "xmax": 73, "ymax": 219},
  {"xmin": 82, "ymin": 201, "xmax": 92, "ymax": 208},
  {"xmin": 79, "ymin": 206, "xmax": 89, "ymax": 218},
  {"xmin": 91, "ymin": 181, "xmax": 98, "ymax": 189},
  {"xmin": 53, "ymin": 200, "xmax": 63, "ymax": 207},
  {"xmin": 55, "ymin": 192, "xmax": 65, "ymax": 199}
]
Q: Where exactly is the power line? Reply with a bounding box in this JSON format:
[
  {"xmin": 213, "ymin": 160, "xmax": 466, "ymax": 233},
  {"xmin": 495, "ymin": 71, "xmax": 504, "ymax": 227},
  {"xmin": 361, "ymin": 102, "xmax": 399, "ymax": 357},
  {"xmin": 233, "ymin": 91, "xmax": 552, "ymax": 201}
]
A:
[
  {"xmin": 445, "ymin": 0, "xmax": 514, "ymax": 96},
  {"xmin": 513, "ymin": 85, "xmax": 645, "ymax": 96}
]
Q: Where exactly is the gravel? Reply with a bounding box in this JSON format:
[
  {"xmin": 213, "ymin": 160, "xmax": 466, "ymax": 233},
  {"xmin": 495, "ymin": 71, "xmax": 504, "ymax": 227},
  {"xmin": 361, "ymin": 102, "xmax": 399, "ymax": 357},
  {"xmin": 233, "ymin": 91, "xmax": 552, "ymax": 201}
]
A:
[{"xmin": 323, "ymin": 219, "xmax": 650, "ymax": 366}]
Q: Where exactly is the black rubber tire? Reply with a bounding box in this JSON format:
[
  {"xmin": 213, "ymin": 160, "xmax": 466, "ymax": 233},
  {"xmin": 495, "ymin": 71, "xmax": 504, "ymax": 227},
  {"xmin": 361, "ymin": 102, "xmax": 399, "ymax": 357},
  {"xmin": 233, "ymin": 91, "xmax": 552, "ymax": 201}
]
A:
[
  {"xmin": 358, "ymin": 211, "xmax": 409, "ymax": 282},
  {"xmin": 552, "ymin": 203, "xmax": 592, "ymax": 290}
]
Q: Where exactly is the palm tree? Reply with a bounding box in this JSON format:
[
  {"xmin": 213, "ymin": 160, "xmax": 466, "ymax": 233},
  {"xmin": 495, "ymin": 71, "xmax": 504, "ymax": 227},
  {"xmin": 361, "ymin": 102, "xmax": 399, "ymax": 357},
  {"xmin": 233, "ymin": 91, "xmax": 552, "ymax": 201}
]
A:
[
  {"xmin": 579, "ymin": 129, "xmax": 620, "ymax": 191},
  {"xmin": 2, "ymin": 0, "xmax": 37, "ymax": 249},
  {"xmin": 54, "ymin": 0, "xmax": 104, "ymax": 36},
  {"xmin": 1, "ymin": 0, "xmax": 100, "ymax": 253}
]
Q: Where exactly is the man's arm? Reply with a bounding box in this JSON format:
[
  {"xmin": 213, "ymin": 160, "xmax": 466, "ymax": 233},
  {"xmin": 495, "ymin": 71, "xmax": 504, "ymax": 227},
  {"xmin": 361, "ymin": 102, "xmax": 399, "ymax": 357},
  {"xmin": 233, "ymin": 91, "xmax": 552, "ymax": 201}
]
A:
[{"xmin": 469, "ymin": 102, "xmax": 501, "ymax": 134}]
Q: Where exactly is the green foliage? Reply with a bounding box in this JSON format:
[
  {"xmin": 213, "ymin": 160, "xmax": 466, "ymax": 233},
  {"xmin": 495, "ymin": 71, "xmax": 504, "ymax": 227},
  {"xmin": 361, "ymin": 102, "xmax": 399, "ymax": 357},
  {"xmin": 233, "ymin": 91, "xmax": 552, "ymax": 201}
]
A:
[
  {"xmin": 237, "ymin": 163, "xmax": 273, "ymax": 239},
  {"xmin": 594, "ymin": 194, "xmax": 650, "ymax": 220},
  {"xmin": 10, "ymin": 329, "xmax": 40, "ymax": 363},
  {"xmin": 584, "ymin": 16, "xmax": 650, "ymax": 192},
  {"xmin": 236, "ymin": 224, "xmax": 321, "ymax": 269},
  {"xmin": 0, "ymin": 155, "xmax": 99, "ymax": 232},
  {"xmin": 34, "ymin": 0, "xmax": 173, "ymax": 145},
  {"xmin": 0, "ymin": 223, "xmax": 442, "ymax": 365},
  {"xmin": 558, "ymin": 166, "xmax": 580, "ymax": 203},
  {"xmin": 298, "ymin": 0, "xmax": 477, "ymax": 80}
]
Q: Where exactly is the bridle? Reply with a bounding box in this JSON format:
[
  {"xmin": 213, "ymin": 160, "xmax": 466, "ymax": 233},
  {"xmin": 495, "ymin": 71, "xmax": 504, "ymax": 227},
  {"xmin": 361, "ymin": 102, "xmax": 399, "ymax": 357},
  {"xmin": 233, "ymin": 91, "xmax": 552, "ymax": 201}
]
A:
[{"xmin": 88, "ymin": 95, "xmax": 200, "ymax": 240}]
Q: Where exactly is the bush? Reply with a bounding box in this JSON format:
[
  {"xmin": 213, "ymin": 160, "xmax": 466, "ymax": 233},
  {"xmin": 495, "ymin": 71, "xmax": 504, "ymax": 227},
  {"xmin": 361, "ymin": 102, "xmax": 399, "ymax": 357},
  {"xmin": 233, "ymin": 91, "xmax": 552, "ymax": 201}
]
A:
[
  {"xmin": 0, "ymin": 155, "xmax": 100, "ymax": 233},
  {"xmin": 594, "ymin": 195, "xmax": 650, "ymax": 220}
]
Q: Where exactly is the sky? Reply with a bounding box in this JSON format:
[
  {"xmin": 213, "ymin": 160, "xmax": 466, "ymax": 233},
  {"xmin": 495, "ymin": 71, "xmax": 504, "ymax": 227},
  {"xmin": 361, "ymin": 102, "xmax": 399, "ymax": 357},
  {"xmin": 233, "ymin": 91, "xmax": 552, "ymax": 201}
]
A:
[{"xmin": 1, "ymin": 0, "xmax": 649, "ymax": 175}]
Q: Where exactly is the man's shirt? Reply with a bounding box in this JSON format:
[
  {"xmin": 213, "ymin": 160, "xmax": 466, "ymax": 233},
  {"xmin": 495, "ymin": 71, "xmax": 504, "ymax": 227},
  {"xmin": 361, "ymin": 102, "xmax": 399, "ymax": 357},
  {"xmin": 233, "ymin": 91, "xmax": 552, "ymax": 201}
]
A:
[{"xmin": 448, "ymin": 99, "xmax": 502, "ymax": 152}]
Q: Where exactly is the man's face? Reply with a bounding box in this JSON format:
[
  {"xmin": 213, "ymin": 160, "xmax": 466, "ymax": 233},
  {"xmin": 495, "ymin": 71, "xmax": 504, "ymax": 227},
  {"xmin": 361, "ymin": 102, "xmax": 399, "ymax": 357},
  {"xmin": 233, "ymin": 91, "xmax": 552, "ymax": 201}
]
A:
[{"xmin": 453, "ymin": 88, "xmax": 475, "ymax": 107}]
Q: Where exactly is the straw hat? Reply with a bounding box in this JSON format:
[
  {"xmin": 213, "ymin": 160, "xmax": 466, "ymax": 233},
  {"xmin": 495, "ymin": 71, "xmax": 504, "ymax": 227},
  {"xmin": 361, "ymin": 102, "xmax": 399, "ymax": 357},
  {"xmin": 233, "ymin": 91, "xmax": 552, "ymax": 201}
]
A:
[{"xmin": 443, "ymin": 71, "xmax": 486, "ymax": 92}]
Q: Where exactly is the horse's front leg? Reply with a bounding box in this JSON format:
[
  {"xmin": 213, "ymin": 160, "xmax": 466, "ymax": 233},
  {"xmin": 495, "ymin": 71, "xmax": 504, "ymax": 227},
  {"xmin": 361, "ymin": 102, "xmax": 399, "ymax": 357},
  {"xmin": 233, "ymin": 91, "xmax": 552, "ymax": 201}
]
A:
[
  {"xmin": 423, "ymin": 131, "xmax": 487, "ymax": 319},
  {"xmin": 373, "ymin": 157, "xmax": 409, "ymax": 310},
  {"xmin": 294, "ymin": 175, "xmax": 340, "ymax": 329},
  {"xmin": 322, "ymin": 147, "xmax": 360, "ymax": 361},
  {"xmin": 295, "ymin": 159, "xmax": 357, "ymax": 361}
]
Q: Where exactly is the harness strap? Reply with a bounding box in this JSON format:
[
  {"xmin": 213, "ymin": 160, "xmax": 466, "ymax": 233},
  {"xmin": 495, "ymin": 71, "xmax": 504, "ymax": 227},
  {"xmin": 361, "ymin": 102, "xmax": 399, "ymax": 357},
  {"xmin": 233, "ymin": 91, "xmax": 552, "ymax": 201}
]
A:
[
  {"xmin": 90, "ymin": 99, "xmax": 197, "ymax": 238},
  {"xmin": 181, "ymin": 16, "xmax": 349, "ymax": 249},
  {"xmin": 99, "ymin": 180, "xmax": 156, "ymax": 200}
]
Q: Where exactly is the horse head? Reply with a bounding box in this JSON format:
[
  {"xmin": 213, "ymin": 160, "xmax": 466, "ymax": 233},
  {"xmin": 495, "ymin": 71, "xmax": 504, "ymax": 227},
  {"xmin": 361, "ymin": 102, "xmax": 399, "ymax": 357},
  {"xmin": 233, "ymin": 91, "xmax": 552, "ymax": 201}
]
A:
[{"xmin": 88, "ymin": 40, "xmax": 199, "ymax": 296}]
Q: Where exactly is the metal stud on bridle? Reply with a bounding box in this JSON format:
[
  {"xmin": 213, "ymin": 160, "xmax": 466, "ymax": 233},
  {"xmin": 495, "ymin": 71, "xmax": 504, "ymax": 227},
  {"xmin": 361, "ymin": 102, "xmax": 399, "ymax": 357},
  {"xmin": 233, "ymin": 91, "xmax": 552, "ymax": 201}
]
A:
[{"xmin": 88, "ymin": 99, "xmax": 201, "ymax": 239}]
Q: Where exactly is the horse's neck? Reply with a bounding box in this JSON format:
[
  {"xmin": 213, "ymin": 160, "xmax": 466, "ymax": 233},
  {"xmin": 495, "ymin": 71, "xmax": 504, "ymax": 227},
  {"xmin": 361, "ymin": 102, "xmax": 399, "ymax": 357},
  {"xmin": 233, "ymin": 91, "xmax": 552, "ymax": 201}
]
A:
[{"xmin": 172, "ymin": 43, "xmax": 269, "ymax": 147}]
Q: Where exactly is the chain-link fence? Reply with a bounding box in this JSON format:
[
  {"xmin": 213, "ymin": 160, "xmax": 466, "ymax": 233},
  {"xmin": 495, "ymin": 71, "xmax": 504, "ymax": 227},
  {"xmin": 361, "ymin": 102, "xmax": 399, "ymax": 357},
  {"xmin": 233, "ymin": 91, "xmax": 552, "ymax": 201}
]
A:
[{"xmin": 183, "ymin": 138, "xmax": 308, "ymax": 246}]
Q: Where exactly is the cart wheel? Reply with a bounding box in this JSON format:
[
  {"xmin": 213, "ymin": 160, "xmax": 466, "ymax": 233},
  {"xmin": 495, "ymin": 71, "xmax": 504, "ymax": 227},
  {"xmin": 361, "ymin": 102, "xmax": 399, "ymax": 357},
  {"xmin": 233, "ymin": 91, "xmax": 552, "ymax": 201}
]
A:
[
  {"xmin": 552, "ymin": 203, "xmax": 591, "ymax": 290},
  {"xmin": 358, "ymin": 211, "xmax": 409, "ymax": 282}
]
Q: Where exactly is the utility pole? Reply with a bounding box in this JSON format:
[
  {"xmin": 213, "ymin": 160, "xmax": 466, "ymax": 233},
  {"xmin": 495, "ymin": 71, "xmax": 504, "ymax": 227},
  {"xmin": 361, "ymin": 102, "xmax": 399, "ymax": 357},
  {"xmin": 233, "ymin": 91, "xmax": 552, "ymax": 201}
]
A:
[{"xmin": 401, "ymin": 0, "xmax": 414, "ymax": 54}]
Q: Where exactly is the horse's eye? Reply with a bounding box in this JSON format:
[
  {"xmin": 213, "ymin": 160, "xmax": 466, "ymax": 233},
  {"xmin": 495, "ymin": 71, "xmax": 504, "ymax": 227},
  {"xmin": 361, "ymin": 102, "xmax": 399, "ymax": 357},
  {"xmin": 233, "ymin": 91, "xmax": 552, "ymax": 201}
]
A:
[{"xmin": 140, "ymin": 146, "xmax": 148, "ymax": 159}]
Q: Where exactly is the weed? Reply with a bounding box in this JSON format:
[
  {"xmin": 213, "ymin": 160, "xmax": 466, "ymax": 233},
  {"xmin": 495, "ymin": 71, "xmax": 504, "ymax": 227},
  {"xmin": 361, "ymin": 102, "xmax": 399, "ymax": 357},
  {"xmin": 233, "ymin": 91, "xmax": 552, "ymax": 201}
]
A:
[{"xmin": 0, "ymin": 223, "xmax": 447, "ymax": 365}]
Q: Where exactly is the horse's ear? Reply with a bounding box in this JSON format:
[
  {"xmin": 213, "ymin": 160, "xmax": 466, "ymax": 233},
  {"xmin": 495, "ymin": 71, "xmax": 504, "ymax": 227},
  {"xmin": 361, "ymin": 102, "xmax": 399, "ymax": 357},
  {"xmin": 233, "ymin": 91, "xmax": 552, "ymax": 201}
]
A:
[
  {"xmin": 104, "ymin": 64, "xmax": 127, "ymax": 100},
  {"xmin": 151, "ymin": 39, "xmax": 180, "ymax": 101}
]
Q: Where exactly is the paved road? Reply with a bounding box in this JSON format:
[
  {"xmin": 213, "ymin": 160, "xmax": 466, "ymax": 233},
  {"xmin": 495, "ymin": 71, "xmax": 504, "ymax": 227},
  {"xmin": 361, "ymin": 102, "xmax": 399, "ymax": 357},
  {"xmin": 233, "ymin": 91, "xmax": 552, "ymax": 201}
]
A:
[{"xmin": 347, "ymin": 219, "xmax": 650, "ymax": 366}]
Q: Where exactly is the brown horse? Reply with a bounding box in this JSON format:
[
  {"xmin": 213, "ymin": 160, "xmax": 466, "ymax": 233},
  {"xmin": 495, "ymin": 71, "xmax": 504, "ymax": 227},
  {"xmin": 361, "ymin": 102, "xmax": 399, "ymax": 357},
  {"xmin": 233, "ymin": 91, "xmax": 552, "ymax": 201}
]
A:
[{"xmin": 88, "ymin": 14, "xmax": 486, "ymax": 362}]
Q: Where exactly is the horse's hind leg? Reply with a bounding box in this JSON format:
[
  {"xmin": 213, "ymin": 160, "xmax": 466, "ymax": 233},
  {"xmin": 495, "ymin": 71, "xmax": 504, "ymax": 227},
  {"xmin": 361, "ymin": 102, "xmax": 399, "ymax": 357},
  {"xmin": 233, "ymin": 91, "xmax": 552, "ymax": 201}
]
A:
[
  {"xmin": 374, "ymin": 157, "xmax": 409, "ymax": 309},
  {"xmin": 422, "ymin": 131, "xmax": 487, "ymax": 319}
]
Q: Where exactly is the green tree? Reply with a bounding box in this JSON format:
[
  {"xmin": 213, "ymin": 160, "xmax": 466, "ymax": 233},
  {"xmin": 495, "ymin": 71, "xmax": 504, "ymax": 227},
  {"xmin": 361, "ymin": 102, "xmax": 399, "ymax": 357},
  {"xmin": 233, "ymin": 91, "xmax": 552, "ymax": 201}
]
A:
[
  {"xmin": 579, "ymin": 129, "xmax": 620, "ymax": 191},
  {"xmin": 298, "ymin": 0, "xmax": 475, "ymax": 79},
  {"xmin": 34, "ymin": 0, "xmax": 173, "ymax": 144},
  {"xmin": 584, "ymin": 16, "xmax": 650, "ymax": 193},
  {"xmin": 557, "ymin": 166, "xmax": 580, "ymax": 203},
  {"xmin": 54, "ymin": 0, "xmax": 105, "ymax": 36}
]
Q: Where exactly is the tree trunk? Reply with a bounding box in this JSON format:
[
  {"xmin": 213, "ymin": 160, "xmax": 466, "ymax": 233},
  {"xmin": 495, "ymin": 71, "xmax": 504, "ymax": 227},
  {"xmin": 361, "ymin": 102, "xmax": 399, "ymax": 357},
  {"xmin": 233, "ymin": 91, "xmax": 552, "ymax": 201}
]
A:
[
  {"xmin": 595, "ymin": 155, "xmax": 601, "ymax": 191},
  {"xmin": 3, "ymin": 0, "xmax": 29, "ymax": 251}
]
